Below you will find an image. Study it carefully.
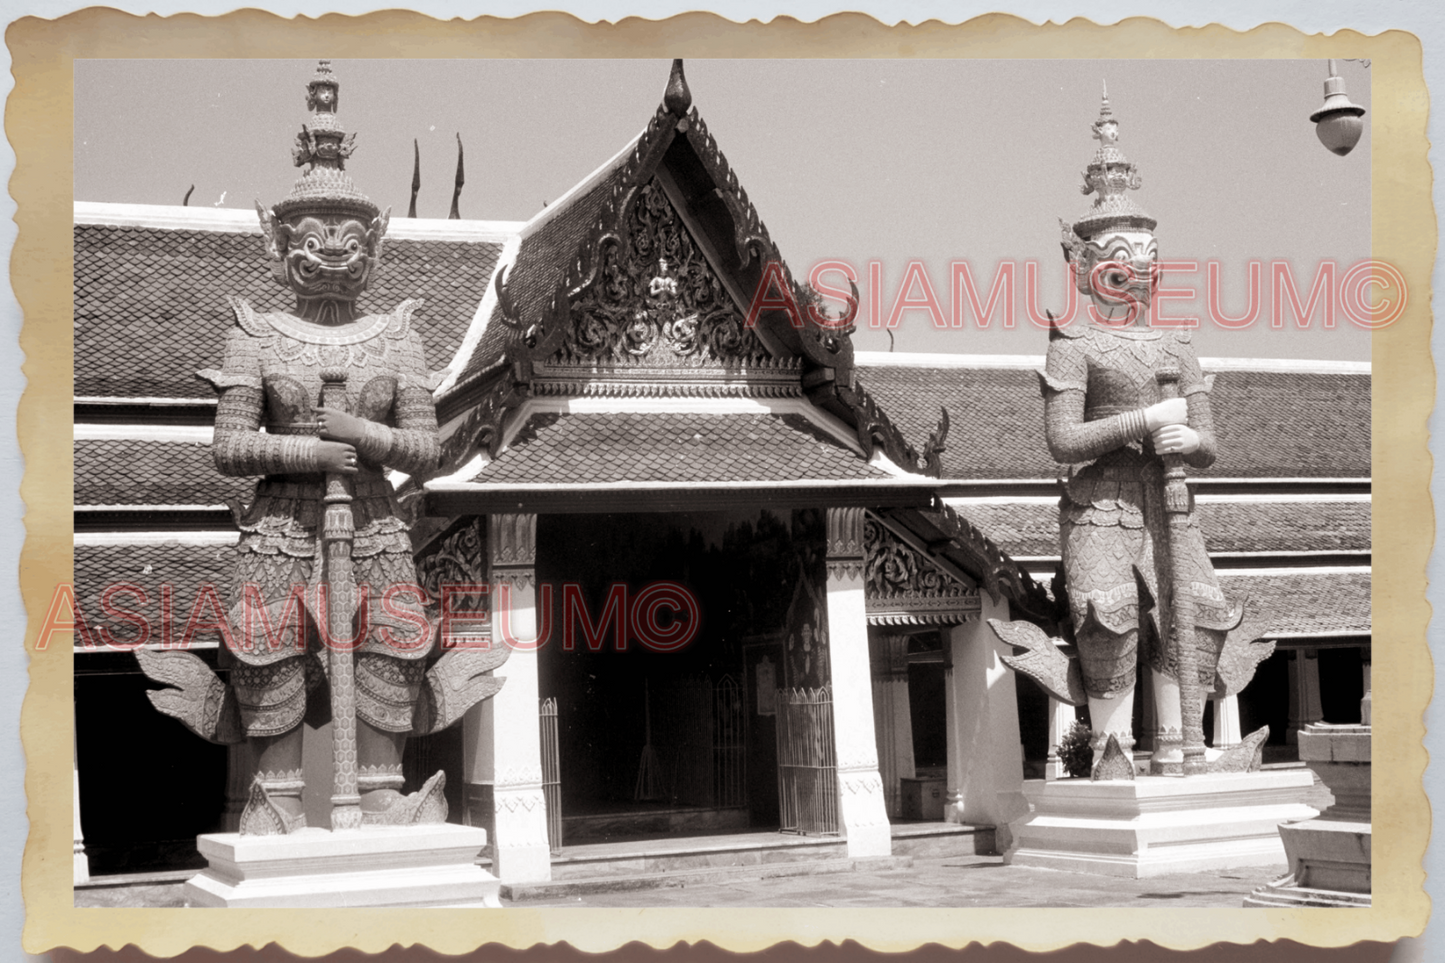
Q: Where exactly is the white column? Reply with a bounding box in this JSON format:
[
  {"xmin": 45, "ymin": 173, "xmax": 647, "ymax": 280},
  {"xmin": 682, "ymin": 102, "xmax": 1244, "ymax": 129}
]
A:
[
  {"xmin": 1044, "ymin": 697, "xmax": 1077, "ymax": 780},
  {"xmin": 943, "ymin": 592, "xmax": 1028, "ymax": 852},
  {"xmin": 870, "ymin": 633, "xmax": 915, "ymax": 817},
  {"xmin": 1286, "ymin": 649, "xmax": 1324, "ymax": 745},
  {"xmin": 824, "ymin": 508, "xmax": 891, "ymax": 857},
  {"xmin": 1212, "ymin": 694, "xmax": 1242, "ymax": 749},
  {"xmin": 479, "ymin": 513, "xmax": 551, "ymax": 882},
  {"xmin": 73, "ymin": 724, "xmax": 89, "ymax": 885}
]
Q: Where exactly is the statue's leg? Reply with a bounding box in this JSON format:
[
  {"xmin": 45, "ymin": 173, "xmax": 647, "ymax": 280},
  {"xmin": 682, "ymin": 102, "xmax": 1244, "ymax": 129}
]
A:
[
  {"xmin": 252, "ymin": 727, "xmax": 305, "ymax": 819},
  {"xmin": 1150, "ymin": 668, "xmax": 1183, "ymax": 772},
  {"xmin": 1076, "ymin": 624, "xmax": 1138, "ymax": 770},
  {"xmin": 354, "ymin": 652, "xmax": 446, "ymax": 824},
  {"xmin": 232, "ymin": 657, "xmax": 309, "ymax": 834}
]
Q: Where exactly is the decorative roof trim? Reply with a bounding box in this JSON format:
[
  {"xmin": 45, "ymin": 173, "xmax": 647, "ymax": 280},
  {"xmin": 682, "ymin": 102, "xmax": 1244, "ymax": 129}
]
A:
[
  {"xmin": 1217, "ymin": 565, "xmax": 1373, "ymax": 577},
  {"xmin": 432, "ymin": 232, "xmax": 522, "ymax": 397},
  {"xmin": 75, "ymin": 396, "xmax": 217, "ymax": 407},
  {"xmin": 866, "ymin": 607, "xmax": 980, "ymax": 627},
  {"xmin": 426, "ymin": 476, "xmax": 942, "ymax": 494},
  {"xmin": 517, "ymin": 134, "xmax": 642, "ymax": 241},
  {"xmin": 853, "ymin": 348, "xmax": 1370, "ymax": 376},
  {"xmin": 75, "ymin": 531, "xmax": 240, "ymax": 547},
  {"xmin": 75, "ymin": 424, "xmax": 214, "ymax": 443},
  {"xmin": 74, "ymin": 201, "xmax": 525, "ymax": 242}
]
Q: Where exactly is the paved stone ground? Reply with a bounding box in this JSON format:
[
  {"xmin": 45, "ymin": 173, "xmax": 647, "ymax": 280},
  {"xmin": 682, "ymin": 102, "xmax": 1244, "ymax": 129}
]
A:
[
  {"xmin": 510, "ymin": 854, "xmax": 1285, "ymax": 909},
  {"xmin": 74, "ymin": 853, "xmax": 1285, "ymax": 909}
]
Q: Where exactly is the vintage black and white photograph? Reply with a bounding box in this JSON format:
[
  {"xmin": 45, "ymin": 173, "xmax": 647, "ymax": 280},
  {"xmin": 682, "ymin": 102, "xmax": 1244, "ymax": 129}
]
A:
[{"xmin": 66, "ymin": 54, "xmax": 1379, "ymax": 919}]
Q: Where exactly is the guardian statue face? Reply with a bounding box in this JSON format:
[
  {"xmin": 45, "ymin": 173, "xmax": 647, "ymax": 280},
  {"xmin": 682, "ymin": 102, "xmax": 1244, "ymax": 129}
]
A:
[
  {"xmin": 280, "ymin": 213, "xmax": 383, "ymax": 302},
  {"xmin": 258, "ymin": 205, "xmax": 389, "ymax": 310},
  {"xmin": 1069, "ymin": 229, "xmax": 1159, "ymax": 323}
]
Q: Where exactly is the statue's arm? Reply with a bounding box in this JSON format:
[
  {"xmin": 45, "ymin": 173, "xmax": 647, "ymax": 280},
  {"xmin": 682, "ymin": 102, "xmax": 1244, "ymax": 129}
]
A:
[
  {"xmin": 201, "ymin": 330, "xmax": 320, "ymax": 476},
  {"xmin": 1180, "ymin": 350, "xmax": 1218, "ymax": 470},
  {"xmin": 1043, "ymin": 387, "xmax": 1150, "ymax": 464},
  {"xmin": 353, "ymin": 330, "xmax": 441, "ymax": 476},
  {"xmin": 1039, "ymin": 338, "xmax": 1150, "ymax": 464}
]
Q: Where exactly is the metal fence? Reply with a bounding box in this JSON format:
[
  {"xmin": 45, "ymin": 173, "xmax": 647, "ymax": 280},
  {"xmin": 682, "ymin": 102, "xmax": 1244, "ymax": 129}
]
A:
[
  {"xmin": 714, "ymin": 674, "xmax": 746, "ymax": 808},
  {"xmin": 539, "ymin": 696, "xmax": 562, "ymax": 854},
  {"xmin": 775, "ymin": 685, "xmax": 839, "ymax": 835}
]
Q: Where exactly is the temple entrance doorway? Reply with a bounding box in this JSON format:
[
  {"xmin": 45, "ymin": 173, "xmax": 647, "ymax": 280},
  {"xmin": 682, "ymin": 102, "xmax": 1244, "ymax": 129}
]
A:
[{"xmin": 535, "ymin": 509, "xmax": 799, "ymax": 846}]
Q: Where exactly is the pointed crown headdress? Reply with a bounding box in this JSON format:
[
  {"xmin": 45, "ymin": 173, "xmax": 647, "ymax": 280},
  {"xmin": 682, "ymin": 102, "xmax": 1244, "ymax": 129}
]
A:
[
  {"xmin": 271, "ymin": 60, "xmax": 381, "ymax": 223},
  {"xmin": 1067, "ymin": 82, "xmax": 1157, "ymax": 241}
]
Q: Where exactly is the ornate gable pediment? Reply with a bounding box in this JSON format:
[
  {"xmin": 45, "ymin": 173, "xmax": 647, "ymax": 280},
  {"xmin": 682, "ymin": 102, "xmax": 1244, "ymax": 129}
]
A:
[
  {"xmin": 864, "ymin": 513, "xmax": 980, "ymax": 626},
  {"xmin": 553, "ymin": 179, "xmax": 772, "ymax": 370}
]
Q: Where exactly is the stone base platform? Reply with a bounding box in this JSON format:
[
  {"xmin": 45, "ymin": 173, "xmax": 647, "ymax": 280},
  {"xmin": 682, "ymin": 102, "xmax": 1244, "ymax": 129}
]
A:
[
  {"xmin": 184, "ymin": 824, "xmax": 499, "ymax": 908},
  {"xmin": 1004, "ymin": 770, "xmax": 1318, "ymax": 879},
  {"xmin": 1245, "ymin": 723, "xmax": 1371, "ymax": 908}
]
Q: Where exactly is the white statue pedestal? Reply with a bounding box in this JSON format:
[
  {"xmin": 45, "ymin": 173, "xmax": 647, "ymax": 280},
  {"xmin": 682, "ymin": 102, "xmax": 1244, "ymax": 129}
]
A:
[
  {"xmin": 1004, "ymin": 770, "xmax": 1318, "ymax": 878},
  {"xmin": 1245, "ymin": 723, "xmax": 1371, "ymax": 907},
  {"xmin": 184, "ymin": 824, "xmax": 500, "ymax": 908}
]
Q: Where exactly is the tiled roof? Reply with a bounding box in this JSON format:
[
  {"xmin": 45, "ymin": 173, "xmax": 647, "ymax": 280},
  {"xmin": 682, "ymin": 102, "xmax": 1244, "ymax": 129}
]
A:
[
  {"xmin": 859, "ymin": 365, "xmax": 1370, "ymax": 480},
  {"xmin": 74, "ymin": 438, "xmax": 251, "ymax": 507},
  {"xmin": 473, "ymin": 411, "xmax": 889, "ymax": 485},
  {"xmin": 953, "ymin": 499, "xmax": 1371, "ymax": 559},
  {"xmin": 74, "ymin": 541, "xmax": 237, "ymax": 645},
  {"xmin": 1218, "ymin": 570, "xmax": 1371, "ymax": 637},
  {"xmin": 456, "ymin": 170, "xmax": 625, "ymax": 386},
  {"xmin": 74, "ymin": 224, "xmax": 500, "ymax": 399}
]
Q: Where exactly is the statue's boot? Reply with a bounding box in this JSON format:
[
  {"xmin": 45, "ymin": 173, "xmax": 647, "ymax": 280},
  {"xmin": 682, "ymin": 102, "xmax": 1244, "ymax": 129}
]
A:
[
  {"xmin": 238, "ymin": 770, "xmax": 307, "ymax": 836},
  {"xmin": 360, "ymin": 771, "xmax": 449, "ymax": 826},
  {"xmin": 1091, "ymin": 734, "xmax": 1135, "ymax": 781},
  {"xmin": 1204, "ymin": 726, "xmax": 1269, "ymax": 774}
]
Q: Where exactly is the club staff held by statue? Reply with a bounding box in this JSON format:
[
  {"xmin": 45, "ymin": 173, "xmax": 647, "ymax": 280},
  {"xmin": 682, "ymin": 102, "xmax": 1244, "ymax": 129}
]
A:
[
  {"xmin": 136, "ymin": 61, "xmax": 508, "ymax": 834},
  {"xmin": 988, "ymin": 84, "xmax": 1273, "ymax": 780}
]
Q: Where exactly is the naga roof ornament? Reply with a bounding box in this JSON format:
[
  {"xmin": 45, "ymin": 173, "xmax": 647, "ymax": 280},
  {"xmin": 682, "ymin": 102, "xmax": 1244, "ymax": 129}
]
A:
[
  {"xmin": 1069, "ymin": 81, "xmax": 1157, "ymax": 240},
  {"xmin": 272, "ymin": 59, "xmax": 379, "ymax": 225}
]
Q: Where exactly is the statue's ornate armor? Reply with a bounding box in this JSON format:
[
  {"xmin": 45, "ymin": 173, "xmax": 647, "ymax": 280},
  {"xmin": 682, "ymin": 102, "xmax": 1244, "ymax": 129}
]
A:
[
  {"xmin": 1041, "ymin": 323, "xmax": 1233, "ymax": 698},
  {"xmin": 200, "ymin": 298, "xmax": 440, "ymax": 738}
]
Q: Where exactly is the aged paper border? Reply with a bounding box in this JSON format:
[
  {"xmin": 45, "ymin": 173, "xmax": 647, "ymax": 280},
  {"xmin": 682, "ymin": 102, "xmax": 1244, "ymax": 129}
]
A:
[{"xmin": 11, "ymin": 9, "xmax": 1432, "ymax": 956}]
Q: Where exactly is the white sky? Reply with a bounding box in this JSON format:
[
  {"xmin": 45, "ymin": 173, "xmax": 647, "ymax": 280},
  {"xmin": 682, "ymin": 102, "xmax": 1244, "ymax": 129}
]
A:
[{"xmin": 75, "ymin": 58, "xmax": 1372, "ymax": 360}]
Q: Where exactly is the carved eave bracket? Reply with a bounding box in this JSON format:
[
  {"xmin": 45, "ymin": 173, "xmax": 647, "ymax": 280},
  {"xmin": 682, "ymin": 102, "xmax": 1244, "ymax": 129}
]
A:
[
  {"xmin": 864, "ymin": 513, "xmax": 981, "ymax": 626},
  {"xmin": 914, "ymin": 506, "xmax": 1056, "ymax": 622}
]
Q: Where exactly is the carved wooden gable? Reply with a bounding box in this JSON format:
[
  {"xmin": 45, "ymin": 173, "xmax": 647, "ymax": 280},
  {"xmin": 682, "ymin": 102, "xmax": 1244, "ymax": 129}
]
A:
[
  {"xmin": 864, "ymin": 513, "xmax": 981, "ymax": 626},
  {"xmin": 555, "ymin": 179, "xmax": 771, "ymax": 369}
]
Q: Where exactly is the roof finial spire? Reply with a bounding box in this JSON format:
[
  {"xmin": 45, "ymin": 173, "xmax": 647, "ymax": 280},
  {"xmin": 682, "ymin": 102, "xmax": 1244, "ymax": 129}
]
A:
[{"xmin": 664, "ymin": 59, "xmax": 692, "ymax": 118}]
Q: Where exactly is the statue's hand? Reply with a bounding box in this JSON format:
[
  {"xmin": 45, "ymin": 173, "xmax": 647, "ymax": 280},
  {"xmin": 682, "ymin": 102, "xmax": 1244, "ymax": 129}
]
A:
[
  {"xmin": 317, "ymin": 440, "xmax": 359, "ymax": 474},
  {"xmin": 316, "ymin": 406, "xmax": 367, "ymax": 445},
  {"xmin": 1143, "ymin": 397, "xmax": 1188, "ymax": 431},
  {"xmin": 1152, "ymin": 424, "xmax": 1201, "ymax": 455}
]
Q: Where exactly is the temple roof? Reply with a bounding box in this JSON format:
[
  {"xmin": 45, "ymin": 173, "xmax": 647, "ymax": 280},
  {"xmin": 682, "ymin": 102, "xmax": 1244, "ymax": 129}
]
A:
[
  {"xmin": 855, "ymin": 352, "xmax": 1371, "ymax": 481},
  {"xmin": 461, "ymin": 410, "xmax": 893, "ymax": 486},
  {"xmin": 1217, "ymin": 569, "xmax": 1371, "ymax": 639}
]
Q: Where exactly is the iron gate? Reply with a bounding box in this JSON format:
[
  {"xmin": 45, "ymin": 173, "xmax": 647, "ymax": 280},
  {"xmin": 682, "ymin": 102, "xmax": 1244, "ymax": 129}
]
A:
[
  {"xmin": 775, "ymin": 685, "xmax": 839, "ymax": 835},
  {"xmin": 540, "ymin": 696, "xmax": 562, "ymax": 853}
]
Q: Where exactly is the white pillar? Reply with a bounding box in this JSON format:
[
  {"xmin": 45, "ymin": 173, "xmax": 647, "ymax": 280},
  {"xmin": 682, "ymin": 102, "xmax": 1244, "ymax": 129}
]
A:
[
  {"xmin": 943, "ymin": 592, "xmax": 1028, "ymax": 852},
  {"xmin": 1044, "ymin": 697, "xmax": 1078, "ymax": 780},
  {"xmin": 475, "ymin": 513, "xmax": 551, "ymax": 882},
  {"xmin": 73, "ymin": 724, "xmax": 89, "ymax": 886},
  {"xmin": 1212, "ymin": 694, "xmax": 1242, "ymax": 749},
  {"xmin": 1287, "ymin": 649, "xmax": 1324, "ymax": 745},
  {"xmin": 869, "ymin": 633, "xmax": 915, "ymax": 817},
  {"xmin": 824, "ymin": 508, "xmax": 891, "ymax": 857}
]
